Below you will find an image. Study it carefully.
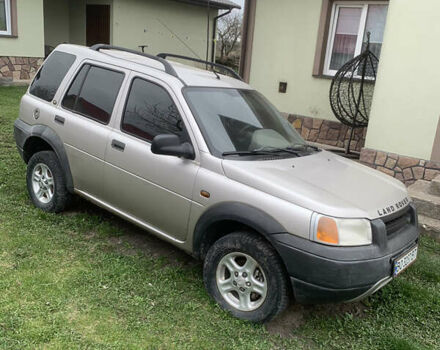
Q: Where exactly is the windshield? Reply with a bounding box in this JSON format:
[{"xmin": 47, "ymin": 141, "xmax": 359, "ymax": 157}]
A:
[{"xmin": 184, "ymin": 88, "xmax": 307, "ymax": 158}]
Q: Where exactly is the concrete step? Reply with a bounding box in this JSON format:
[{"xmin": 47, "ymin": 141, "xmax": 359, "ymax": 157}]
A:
[
  {"xmin": 429, "ymin": 175, "xmax": 440, "ymax": 196},
  {"xmin": 418, "ymin": 215, "xmax": 440, "ymax": 242},
  {"xmin": 408, "ymin": 180, "xmax": 440, "ymax": 219}
]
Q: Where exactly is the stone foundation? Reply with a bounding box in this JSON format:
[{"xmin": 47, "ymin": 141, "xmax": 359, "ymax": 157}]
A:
[
  {"xmin": 285, "ymin": 114, "xmax": 367, "ymax": 152},
  {"xmin": 0, "ymin": 56, "xmax": 43, "ymax": 84},
  {"xmin": 360, "ymin": 148, "xmax": 440, "ymax": 186}
]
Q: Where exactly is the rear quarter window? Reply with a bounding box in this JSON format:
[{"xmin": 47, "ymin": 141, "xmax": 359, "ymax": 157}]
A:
[{"xmin": 29, "ymin": 51, "xmax": 76, "ymax": 102}]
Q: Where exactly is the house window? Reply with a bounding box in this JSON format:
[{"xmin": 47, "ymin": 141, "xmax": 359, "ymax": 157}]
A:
[
  {"xmin": 0, "ymin": 0, "xmax": 11, "ymax": 35},
  {"xmin": 323, "ymin": 2, "xmax": 388, "ymax": 76}
]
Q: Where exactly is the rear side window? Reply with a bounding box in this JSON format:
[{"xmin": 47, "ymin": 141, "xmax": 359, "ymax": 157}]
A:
[
  {"xmin": 29, "ymin": 51, "xmax": 76, "ymax": 102},
  {"xmin": 62, "ymin": 64, "xmax": 124, "ymax": 124},
  {"xmin": 121, "ymin": 78, "xmax": 189, "ymax": 142}
]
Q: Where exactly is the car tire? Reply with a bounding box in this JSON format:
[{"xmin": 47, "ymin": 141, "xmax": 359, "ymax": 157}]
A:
[
  {"xmin": 26, "ymin": 151, "xmax": 72, "ymax": 213},
  {"xmin": 203, "ymin": 231, "xmax": 290, "ymax": 323}
]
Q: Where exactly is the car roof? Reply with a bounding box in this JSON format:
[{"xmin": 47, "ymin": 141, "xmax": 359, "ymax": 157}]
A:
[{"xmin": 54, "ymin": 44, "xmax": 251, "ymax": 90}]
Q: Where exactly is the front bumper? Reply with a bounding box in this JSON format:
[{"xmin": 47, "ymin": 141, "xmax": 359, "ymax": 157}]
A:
[{"xmin": 271, "ymin": 204, "xmax": 419, "ymax": 304}]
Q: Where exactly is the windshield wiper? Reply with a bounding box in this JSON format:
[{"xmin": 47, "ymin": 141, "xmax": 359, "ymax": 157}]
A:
[
  {"xmin": 252, "ymin": 147, "xmax": 302, "ymax": 156},
  {"xmin": 222, "ymin": 145, "xmax": 319, "ymax": 158},
  {"xmin": 222, "ymin": 150, "xmax": 278, "ymax": 157},
  {"xmin": 223, "ymin": 147, "xmax": 302, "ymax": 157},
  {"xmin": 290, "ymin": 143, "xmax": 321, "ymax": 152}
]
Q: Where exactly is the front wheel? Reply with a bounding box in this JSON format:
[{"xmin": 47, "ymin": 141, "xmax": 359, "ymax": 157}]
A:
[{"xmin": 203, "ymin": 232, "xmax": 290, "ymax": 322}]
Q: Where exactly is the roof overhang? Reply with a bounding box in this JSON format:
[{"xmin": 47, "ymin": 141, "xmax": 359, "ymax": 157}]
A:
[{"xmin": 171, "ymin": 0, "xmax": 241, "ymax": 10}]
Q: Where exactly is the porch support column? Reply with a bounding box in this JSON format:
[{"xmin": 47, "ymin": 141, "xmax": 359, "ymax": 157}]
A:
[{"xmin": 239, "ymin": 0, "xmax": 256, "ymax": 83}]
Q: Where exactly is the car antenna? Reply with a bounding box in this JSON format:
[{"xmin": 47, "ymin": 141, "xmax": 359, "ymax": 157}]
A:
[
  {"xmin": 156, "ymin": 18, "xmax": 202, "ymax": 59},
  {"xmin": 212, "ymin": 68, "xmax": 221, "ymax": 79}
]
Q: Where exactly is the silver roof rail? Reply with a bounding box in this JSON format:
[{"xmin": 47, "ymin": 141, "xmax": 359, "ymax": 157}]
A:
[
  {"xmin": 157, "ymin": 53, "xmax": 243, "ymax": 81},
  {"xmin": 90, "ymin": 44, "xmax": 181, "ymax": 80}
]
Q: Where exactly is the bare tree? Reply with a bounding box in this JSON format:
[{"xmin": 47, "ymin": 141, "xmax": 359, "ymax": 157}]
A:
[{"xmin": 217, "ymin": 13, "xmax": 242, "ymax": 61}]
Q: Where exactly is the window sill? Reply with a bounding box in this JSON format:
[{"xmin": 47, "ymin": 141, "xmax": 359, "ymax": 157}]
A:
[
  {"xmin": 312, "ymin": 74, "xmax": 335, "ymax": 80},
  {"xmin": 0, "ymin": 34, "xmax": 17, "ymax": 38},
  {"xmin": 312, "ymin": 73, "xmax": 376, "ymax": 84}
]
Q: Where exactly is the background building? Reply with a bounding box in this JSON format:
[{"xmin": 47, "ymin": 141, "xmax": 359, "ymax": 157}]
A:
[
  {"xmin": 241, "ymin": 0, "xmax": 440, "ymax": 185},
  {"xmin": 0, "ymin": 0, "xmax": 239, "ymax": 84}
]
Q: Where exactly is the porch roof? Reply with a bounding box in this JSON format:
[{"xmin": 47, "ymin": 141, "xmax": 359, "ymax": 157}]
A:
[{"xmin": 172, "ymin": 0, "xmax": 241, "ymax": 10}]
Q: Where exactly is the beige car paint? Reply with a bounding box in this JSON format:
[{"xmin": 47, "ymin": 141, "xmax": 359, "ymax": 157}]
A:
[{"xmin": 17, "ymin": 44, "xmax": 411, "ymax": 254}]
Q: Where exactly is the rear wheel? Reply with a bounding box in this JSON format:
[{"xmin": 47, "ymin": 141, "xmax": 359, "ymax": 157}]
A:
[
  {"xmin": 203, "ymin": 231, "xmax": 290, "ymax": 322},
  {"xmin": 26, "ymin": 151, "xmax": 72, "ymax": 213}
]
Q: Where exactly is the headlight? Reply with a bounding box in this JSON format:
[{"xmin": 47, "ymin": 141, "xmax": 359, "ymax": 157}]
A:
[{"xmin": 311, "ymin": 214, "xmax": 372, "ymax": 246}]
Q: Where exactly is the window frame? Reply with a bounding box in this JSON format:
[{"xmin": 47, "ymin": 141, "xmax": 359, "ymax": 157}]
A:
[
  {"xmin": 61, "ymin": 62, "xmax": 126, "ymax": 126},
  {"xmin": 314, "ymin": 0, "xmax": 388, "ymax": 77},
  {"xmin": 120, "ymin": 76, "xmax": 190, "ymax": 144},
  {"xmin": 0, "ymin": 0, "xmax": 11, "ymax": 36}
]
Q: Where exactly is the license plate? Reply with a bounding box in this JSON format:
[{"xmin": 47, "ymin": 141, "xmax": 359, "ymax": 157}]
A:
[{"xmin": 393, "ymin": 246, "xmax": 418, "ymax": 277}]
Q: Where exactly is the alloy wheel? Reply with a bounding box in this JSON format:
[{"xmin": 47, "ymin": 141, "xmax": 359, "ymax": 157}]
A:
[
  {"xmin": 31, "ymin": 163, "xmax": 55, "ymax": 204},
  {"xmin": 216, "ymin": 252, "xmax": 268, "ymax": 312}
]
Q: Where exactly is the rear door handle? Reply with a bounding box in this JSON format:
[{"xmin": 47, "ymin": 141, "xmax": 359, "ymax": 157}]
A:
[
  {"xmin": 111, "ymin": 139, "xmax": 125, "ymax": 151},
  {"xmin": 54, "ymin": 115, "xmax": 65, "ymax": 125}
]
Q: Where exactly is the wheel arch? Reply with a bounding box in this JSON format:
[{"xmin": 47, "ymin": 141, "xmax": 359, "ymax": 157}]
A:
[
  {"xmin": 17, "ymin": 121, "xmax": 74, "ymax": 193},
  {"xmin": 192, "ymin": 202, "xmax": 287, "ymax": 260},
  {"xmin": 23, "ymin": 136, "xmax": 53, "ymax": 163}
]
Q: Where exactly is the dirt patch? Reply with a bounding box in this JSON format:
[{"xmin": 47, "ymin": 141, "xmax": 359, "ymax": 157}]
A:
[
  {"xmin": 106, "ymin": 231, "xmax": 195, "ymax": 266},
  {"xmin": 84, "ymin": 231, "xmax": 96, "ymax": 240},
  {"xmin": 102, "ymin": 210, "xmax": 196, "ymax": 266},
  {"xmin": 265, "ymin": 304, "xmax": 307, "ymax": 338},
  {"xmin": 61, "ymin": 211, "xmax": 81, "ymax": 217},
  {"xmin": 266, "ymin": 301, "xmax": 367, "ymax": 338},
  {"xmin": 306, "ymin": 301, "xmax": 367, "ymax": 318},
  {"xmin": 65, "ymin": 197, "xmax": 198, "ymax": 266}
]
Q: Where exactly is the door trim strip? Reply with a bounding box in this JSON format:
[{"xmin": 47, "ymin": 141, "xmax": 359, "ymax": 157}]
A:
[{"xmin": 75, "ymin": 189, "xmax": 186, "ymax": 245}]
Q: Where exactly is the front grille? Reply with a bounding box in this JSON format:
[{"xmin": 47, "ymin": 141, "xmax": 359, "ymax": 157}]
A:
[{"xmin": 383, "ymin": 207, "xmax": 413, "ymax": 236}]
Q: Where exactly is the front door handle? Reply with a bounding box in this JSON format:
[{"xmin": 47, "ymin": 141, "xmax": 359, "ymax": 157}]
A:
[
  {"xmin": 111, "ymin": 139, "xmax": 125, "ymax": 151},
  {"xmin": 54, "ymin": 115, "xmax": 65, "ymax": 125}
]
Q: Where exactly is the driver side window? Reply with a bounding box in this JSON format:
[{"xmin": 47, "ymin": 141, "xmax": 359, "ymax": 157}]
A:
[{"xmin": 121, "ymin": 78, "xmax": 189, "ymax": 143}]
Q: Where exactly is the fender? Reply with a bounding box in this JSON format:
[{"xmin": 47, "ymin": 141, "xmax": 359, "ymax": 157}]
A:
[
  {"xmin": 192, "ymin": 202, "xmax": 287, "ymax": 258},
  {"xmin": 14, "ymin": 119, "xmax": 74, "ymax": 193}
]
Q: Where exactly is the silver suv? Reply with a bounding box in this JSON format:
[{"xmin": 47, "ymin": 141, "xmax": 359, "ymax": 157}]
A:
[{"xmin": 14, "ymin": 44, "xmax": 419, "ymax": 322}]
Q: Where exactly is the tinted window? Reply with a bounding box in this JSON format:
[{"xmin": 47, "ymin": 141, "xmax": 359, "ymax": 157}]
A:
[
  {"xmin": 30, "ymin": 51, "xmax": 76, "ymax": 102},
  {"xmin": 62, "ymin": 65, "xmax": 124, "ymax": 124},
  {"xmin": 122, "ymin": 78, "xmax": 188, "ymax": 142},
  {"xmin": 62, "ymin": 65, "xmax": 89, "ymax": 110}
]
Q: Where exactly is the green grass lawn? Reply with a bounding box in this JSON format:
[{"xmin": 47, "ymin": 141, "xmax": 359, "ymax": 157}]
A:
[{"xmin": 0, "ymin": 86, "xmax": 439, "ymax": 349}]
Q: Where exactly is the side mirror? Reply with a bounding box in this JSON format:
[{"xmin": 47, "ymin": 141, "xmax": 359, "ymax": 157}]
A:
[{"xmin": 151, "ymin": 134, "xmax": 195, "ymax": 160}]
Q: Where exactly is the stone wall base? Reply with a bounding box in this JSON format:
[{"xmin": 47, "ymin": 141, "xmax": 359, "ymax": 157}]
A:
[
  {"xmin": 0, "ymin": 56, "xmax": 43, "ymax": 85},
  {"xmin": 360, "ymin": 148, "xmax": 440, "ymax": 186},
  {"xmin": 284, "ymin": 114, "xmax": 367, "ymax": 152}
]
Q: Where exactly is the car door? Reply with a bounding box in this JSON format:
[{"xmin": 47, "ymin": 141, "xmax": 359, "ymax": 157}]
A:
[
  {"xmin": 54, "ymin": 62, "xmax": 127, "ymax": 198},
  {"xmin": 102, "ymin": 74, "xmax": 199, "ymax": 242}
]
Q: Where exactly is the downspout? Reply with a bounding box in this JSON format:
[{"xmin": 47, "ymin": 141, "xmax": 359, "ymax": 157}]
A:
[{"xmin": 211, "ymin": 9, "xmax": 232, "ymax": 63}]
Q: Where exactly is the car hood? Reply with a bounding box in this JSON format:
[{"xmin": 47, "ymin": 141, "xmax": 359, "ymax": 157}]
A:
[{"xmin": 222, "ymin": 150, "xmax": 410, "ymax": 219}]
